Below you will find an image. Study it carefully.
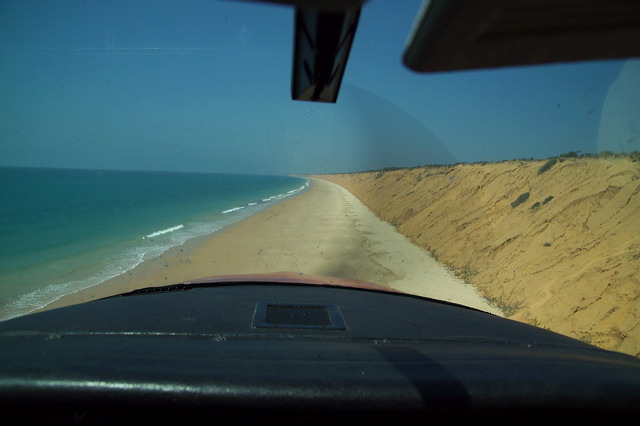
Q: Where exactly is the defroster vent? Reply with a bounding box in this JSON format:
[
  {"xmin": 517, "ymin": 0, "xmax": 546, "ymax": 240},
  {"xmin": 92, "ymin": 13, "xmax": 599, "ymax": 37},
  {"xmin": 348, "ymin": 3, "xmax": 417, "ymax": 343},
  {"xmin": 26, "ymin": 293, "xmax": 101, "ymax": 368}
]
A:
[{"xmin": 252, "ymin": 303, "xmax": 347, "ymax": 330}]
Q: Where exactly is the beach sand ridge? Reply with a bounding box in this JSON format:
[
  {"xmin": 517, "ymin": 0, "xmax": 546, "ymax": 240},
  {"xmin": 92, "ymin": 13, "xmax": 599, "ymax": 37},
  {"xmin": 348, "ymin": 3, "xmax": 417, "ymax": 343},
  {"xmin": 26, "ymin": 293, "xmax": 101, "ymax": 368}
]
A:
[{"xmin": 41, "ymin": 179, "xmax": 501, "ymax": 316}]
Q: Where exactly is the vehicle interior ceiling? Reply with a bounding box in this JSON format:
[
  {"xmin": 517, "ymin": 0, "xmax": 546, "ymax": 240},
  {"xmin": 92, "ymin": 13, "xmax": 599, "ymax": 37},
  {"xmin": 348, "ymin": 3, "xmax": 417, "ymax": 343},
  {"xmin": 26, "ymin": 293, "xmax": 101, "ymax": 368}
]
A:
[
  {"xmin": 283, "ymin": 0, "xmax": 640, "ymax": 102},
  {"xmin": 1, "ymin": 0, "xmax": 640, "ymax": 425}
]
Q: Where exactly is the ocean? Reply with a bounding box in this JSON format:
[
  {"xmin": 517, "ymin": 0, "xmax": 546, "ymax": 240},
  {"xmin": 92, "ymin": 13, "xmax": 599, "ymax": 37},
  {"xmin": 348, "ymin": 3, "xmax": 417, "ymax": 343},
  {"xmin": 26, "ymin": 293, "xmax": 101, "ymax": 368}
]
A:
[{"xmin": 0, "ymin": 167, "xmax": 308, "ymax": 320}]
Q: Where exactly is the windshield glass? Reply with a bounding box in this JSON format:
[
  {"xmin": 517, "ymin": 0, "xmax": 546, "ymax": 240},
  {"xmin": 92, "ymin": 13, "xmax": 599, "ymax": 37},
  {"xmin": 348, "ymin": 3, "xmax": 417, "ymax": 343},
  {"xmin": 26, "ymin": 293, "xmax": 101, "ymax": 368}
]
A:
[{"xmin": 1, "ymin": 0, "xmax": 638, "ymax": 357}]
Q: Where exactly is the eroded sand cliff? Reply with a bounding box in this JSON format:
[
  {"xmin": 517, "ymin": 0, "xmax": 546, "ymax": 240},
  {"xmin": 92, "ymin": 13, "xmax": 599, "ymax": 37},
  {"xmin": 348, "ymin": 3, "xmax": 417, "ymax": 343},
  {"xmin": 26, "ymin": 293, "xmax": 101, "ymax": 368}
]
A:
[{"xmin": 316, "ymin": 156, "xmax": 640, "ymax": 357}]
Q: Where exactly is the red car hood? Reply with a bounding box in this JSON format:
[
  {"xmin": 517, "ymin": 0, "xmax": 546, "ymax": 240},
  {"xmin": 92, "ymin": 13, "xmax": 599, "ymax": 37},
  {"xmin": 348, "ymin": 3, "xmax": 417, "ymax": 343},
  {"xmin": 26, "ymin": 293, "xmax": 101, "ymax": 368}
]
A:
[{"xmin": 185, "ymin": 272, "xmax": 400, "ymax": 294}]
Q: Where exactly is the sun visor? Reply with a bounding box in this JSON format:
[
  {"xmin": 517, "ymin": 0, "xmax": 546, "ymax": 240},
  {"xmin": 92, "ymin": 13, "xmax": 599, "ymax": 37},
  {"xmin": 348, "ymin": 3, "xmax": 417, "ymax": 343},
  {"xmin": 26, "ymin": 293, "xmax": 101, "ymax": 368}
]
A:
[{"xmin": 403, "ymin": 0, "xmax": 640, "ymax": 72}]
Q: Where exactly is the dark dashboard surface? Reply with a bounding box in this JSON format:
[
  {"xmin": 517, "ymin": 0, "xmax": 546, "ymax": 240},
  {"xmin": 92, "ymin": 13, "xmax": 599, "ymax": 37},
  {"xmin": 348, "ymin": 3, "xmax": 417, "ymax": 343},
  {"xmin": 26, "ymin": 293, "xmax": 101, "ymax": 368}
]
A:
[{"xmin": 1, "ymin": 283, "xmax": 640, "ymax": 424}]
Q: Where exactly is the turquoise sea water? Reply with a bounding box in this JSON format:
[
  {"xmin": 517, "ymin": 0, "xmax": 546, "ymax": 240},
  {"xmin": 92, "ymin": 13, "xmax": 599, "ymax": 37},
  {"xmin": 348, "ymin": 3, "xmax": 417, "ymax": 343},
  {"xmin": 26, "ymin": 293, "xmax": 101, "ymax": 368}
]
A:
[{"xmin": 0, "ymin": 167, "xmax": 308, "ymax": 320}]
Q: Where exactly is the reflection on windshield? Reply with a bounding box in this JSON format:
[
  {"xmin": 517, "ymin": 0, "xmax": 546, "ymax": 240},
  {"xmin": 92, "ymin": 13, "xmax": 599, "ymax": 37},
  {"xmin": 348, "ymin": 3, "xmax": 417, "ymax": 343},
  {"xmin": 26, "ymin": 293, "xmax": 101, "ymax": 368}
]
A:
[{"xmin": 0, "ymin": 0, "xmax": 638, "ymax": 357}]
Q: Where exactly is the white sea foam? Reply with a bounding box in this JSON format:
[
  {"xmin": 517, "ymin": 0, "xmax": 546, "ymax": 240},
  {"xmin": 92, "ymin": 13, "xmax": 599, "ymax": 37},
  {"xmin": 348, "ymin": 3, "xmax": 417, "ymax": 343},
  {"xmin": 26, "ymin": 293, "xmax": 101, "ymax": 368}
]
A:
[
  {"xmin": 0, "ymin": 245, "xmax": 150, "ymax": 321},
  {"xmin": 262, "ymin": 182, "xmax": 309, "ymax": 202},
  {"xmin": 221, "ymin": 206, "xmax": 244, "ymax": 214},
  {"xmin": 0, "ymin": 221, "xmax": 227, "ymax": 322},
  {"xmin": 144, "ymin": 224, "xmax": 184, "ymax": 239}
]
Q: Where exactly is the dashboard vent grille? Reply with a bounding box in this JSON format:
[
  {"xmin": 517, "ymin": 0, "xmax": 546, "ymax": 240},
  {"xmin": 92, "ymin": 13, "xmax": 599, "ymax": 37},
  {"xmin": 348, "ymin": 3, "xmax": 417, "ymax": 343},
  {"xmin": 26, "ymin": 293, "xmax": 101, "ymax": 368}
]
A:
[{"xmin": 253, "ymin": 303, "xmax": 346, "ymax": 330}]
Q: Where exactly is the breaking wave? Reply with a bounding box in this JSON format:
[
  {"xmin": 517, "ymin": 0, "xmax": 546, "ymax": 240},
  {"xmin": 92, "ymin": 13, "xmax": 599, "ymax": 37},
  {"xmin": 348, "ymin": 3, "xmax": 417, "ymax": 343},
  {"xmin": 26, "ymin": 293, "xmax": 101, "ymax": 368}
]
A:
[{"xmin": 144, "ymin": 224, "xmax": 184, "ymax": 239}]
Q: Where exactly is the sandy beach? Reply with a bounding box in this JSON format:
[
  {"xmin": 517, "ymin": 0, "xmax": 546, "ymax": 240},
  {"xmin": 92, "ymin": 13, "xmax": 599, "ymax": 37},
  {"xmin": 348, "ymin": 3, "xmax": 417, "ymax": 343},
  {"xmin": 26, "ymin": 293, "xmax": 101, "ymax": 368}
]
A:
[{"xmin": 42, "ymin": 179, "xmax": 501, "ymax": 316}]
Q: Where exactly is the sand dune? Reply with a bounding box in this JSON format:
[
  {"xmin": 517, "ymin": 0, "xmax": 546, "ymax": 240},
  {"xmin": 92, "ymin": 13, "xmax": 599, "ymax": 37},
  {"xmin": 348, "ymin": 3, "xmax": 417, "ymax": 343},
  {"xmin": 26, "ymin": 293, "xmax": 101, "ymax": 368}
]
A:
[
  {"xmin": 316, "ymin": 156, "xmax": 640, "ymax": 357},
  {"xmin": 42, "ymin": 179, "xmax": 500, "ymax": 316}
]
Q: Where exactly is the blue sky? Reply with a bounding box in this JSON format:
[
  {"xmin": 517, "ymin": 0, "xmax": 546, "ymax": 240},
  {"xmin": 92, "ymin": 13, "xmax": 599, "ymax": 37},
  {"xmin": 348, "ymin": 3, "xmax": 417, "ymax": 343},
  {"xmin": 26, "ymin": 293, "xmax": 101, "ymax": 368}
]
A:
[{"xmin": 0, "ymin": 0, "xmax": 636, "ymax": 174}]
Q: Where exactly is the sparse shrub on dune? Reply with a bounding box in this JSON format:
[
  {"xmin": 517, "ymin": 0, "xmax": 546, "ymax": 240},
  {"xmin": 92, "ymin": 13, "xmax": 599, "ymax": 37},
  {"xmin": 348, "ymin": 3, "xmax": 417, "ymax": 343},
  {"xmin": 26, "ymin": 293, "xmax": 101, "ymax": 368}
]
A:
[
  {"xmin": 530, "ymin": 196, "xmax": 554, "ymax": 209},
  {"xmin": 559, "ymin": 151, "xmax": 580, "ymax": 158},
  {"xmin": 538, "ymin": 159, "xmax": 557, "ymax": 174},
  {"xmin": 511, "ymin": 192, "xmax": 530, "ymax": 208}
]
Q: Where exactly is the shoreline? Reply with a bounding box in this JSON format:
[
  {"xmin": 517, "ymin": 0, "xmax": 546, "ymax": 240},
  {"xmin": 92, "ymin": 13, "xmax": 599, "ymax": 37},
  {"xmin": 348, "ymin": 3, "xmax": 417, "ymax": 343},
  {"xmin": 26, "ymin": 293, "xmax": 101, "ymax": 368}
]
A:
[
  {"xmin": 1, "ymin": 175, "xmax": 311, "ymax": 321},
  {"xmin": 37, "ymin": 178, "xmax": 502, "ymax": 316}
]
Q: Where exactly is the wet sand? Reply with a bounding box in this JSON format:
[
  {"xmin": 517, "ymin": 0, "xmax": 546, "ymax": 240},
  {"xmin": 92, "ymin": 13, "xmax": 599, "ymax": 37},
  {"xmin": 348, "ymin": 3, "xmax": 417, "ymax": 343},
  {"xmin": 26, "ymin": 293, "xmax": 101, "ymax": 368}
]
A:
[{"xmin": 42, "ymin": 179, "xmax": 502, "ymax": 316}]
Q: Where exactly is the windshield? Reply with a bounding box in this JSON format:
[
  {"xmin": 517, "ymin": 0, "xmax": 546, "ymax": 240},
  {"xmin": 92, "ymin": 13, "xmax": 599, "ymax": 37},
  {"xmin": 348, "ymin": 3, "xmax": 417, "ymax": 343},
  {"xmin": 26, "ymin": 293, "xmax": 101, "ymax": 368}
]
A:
[{"xmin": 1, "ymin": 0, "xmax": 638, "ymax": 357}]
